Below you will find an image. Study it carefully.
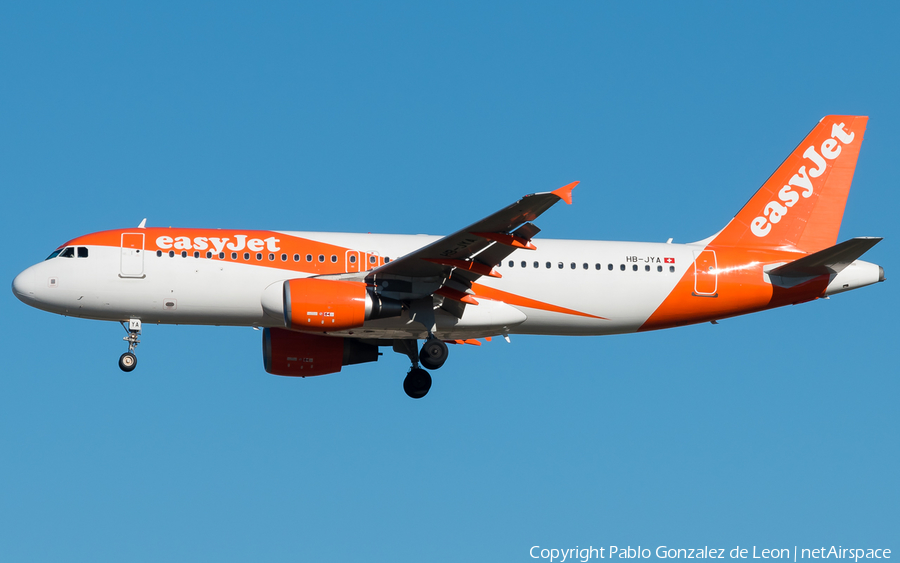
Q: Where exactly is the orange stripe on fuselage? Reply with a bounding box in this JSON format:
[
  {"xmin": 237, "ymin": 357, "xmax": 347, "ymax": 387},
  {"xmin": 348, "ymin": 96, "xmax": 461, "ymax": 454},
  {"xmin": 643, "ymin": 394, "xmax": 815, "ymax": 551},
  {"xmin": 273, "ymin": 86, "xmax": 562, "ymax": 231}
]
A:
[
  {"xmin": 471, "ymin": 283, "xmax": 606, "ymax": 320},
  {"xmin": 65, "ymin": 228, "xmax": 383, "ymax": 275},
  {"xmin": 639, "ymin": 245, "xmax": 829, "ymax": 331}
]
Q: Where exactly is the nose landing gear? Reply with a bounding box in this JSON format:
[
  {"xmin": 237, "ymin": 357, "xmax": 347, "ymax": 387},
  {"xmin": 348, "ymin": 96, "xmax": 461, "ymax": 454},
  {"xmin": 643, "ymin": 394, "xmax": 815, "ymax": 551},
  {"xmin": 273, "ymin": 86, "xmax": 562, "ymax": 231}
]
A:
[{"xmin": 119, "ymin": 319, "xmax": 141, "ymax": 372}]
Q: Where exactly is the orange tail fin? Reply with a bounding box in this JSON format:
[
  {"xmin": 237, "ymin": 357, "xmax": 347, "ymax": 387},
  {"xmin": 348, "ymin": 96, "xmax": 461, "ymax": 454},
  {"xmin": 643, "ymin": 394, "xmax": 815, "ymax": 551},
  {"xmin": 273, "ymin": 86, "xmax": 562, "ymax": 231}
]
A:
[{"xmin": 712, "ymin": 115, "xmax": 868, "ymax": 253}]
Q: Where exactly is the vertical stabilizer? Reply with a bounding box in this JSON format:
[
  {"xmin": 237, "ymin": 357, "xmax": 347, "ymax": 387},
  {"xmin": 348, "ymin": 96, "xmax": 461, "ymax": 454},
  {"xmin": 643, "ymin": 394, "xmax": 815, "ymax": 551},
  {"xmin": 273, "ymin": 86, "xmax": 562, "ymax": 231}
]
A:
[{"xmin": 712, "ymin": 116, "xmax": 867, "ymax": 253}]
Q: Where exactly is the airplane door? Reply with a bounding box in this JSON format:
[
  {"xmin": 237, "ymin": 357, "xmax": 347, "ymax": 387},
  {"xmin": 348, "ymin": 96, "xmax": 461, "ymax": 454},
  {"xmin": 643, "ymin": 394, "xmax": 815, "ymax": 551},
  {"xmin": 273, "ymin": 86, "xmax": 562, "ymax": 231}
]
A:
[
  {"xmin": 693, "ymin": 249, "xmax": 717, "ymax": 296},
  {"xmin": 345, "ymin": 250, "xmax": 360, "ymax": 272},
  {"xmin": 120, "ymin": 233, "xmax": 145, "ymax": 278}
]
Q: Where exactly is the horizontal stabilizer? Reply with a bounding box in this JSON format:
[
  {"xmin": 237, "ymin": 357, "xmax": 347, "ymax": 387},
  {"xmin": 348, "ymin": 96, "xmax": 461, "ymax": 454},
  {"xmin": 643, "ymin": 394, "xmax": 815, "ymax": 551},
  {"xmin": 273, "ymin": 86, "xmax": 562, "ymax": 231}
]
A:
[{"xmin": 769, "ymin": 237, "xmax": 882, "ymax": 278}]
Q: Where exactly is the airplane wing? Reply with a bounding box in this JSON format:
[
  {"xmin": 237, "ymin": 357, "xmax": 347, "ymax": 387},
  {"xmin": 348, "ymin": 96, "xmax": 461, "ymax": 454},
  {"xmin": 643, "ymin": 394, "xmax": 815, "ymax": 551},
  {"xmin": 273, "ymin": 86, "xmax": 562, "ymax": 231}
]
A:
[{"xmin": 363, "ymin": 181, "xmax": 578, "ymax": 317}]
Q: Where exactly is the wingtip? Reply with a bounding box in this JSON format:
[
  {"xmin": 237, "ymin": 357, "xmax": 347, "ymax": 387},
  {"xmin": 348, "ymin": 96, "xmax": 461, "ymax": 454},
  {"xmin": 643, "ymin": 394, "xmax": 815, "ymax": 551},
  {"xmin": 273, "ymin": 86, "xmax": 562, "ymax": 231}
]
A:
[{"xmin": 552, "ymin": 181, "xmax": 579, "ymax": 205}]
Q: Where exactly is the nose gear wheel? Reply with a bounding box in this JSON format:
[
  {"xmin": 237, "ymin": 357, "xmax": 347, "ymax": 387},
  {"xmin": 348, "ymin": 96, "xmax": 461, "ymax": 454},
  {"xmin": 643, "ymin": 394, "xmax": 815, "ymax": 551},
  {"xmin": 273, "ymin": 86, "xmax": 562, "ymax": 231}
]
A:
[{"xmin": 118, "ymin": 352, "xmax": 137, "ymax": 372}]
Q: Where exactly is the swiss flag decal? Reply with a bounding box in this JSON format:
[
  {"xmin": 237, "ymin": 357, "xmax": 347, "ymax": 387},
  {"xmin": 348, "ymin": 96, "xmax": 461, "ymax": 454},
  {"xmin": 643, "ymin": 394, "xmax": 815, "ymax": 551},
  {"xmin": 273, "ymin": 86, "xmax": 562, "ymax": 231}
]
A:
[{"xmin": 664, "ymin": 257, "xmax": 675, "ymax": 264}]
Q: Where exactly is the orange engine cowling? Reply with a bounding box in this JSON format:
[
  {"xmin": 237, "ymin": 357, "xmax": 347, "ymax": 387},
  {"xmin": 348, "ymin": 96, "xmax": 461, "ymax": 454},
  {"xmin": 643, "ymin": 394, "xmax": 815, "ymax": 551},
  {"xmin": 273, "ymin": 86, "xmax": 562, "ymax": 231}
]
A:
[
  {"xmin": 262, "ymin": 327, "xmax": 379, "ymax": 377},
  {"xmin": 283, "ymin": 278, "xmax": 402, "ymax": 332}
]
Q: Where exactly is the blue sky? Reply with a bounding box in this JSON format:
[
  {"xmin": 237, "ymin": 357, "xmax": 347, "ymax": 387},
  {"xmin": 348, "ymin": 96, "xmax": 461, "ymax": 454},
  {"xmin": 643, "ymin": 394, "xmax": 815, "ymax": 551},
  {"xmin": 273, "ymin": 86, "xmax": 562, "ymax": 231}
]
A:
[{"xmin": 1, "ymin": 2, "xmax": 897, "ymax": 561}]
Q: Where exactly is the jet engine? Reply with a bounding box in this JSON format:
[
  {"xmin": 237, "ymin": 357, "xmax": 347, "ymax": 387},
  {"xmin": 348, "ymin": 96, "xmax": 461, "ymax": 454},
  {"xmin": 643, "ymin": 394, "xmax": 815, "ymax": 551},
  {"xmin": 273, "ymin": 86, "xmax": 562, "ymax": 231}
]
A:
[
  {"xmin": 262, "ymin": 278, "xmax": 403, "ymax": 332},
  {"xmin": 262, "ymin": 327, "xmax": 380, "ymax": 377}
]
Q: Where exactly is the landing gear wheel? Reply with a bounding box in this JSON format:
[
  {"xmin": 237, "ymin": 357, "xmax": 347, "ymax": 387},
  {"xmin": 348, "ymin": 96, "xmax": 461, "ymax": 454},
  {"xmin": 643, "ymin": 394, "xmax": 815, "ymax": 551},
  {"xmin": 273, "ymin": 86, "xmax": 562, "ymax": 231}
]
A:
[
  {"xmin": 403, "ymin": 368, "xmax": 432, "ymax": 399},
  {"xmin": 419, "ymin": 338, "xmax": 448, "ymax": 370},
  {"xmin": 118, "ymin": 352, "xmax": 137, "ymax": 372}
]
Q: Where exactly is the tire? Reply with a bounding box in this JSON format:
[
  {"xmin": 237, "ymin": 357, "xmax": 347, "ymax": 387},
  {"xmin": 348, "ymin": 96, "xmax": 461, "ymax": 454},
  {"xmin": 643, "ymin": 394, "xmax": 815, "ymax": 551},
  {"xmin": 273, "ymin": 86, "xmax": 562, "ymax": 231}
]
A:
[
  {"xmin": 418, "ymin": 339, "xmax": 448, "ymax": 370},
  {"xmin": 118, "ymin": 352, "xmax": 137, "ymax": 372},
  {"xmin": 403, "ymin": 368, "xmax": 432, "ymax": 399}
]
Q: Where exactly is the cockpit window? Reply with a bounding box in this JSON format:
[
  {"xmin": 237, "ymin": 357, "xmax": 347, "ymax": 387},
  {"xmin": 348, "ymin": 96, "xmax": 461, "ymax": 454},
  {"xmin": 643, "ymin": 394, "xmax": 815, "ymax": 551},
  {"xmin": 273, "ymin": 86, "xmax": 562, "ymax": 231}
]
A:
[
  {"xmin": 45, "ymin": 249, "xmax": 63, "ymax": 260},
  {"xmin": 77, "ymin": 247, "xmax": 89, "ymax": 258},
  {"xmin": 59, "ymin": 247, "xmax": 75, "ymax": 258}
]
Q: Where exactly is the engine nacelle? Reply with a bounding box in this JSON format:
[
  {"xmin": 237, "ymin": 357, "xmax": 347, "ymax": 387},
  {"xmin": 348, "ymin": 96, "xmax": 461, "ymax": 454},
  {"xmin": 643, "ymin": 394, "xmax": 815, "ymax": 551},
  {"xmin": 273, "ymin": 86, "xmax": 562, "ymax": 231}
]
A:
[
  {"xmin": 262, "ymin": 328, "xmax": 379, "ymax": 377},
  {"xmin": 268, "ymin": 278, "xmax": 402, "ymax": 332}
]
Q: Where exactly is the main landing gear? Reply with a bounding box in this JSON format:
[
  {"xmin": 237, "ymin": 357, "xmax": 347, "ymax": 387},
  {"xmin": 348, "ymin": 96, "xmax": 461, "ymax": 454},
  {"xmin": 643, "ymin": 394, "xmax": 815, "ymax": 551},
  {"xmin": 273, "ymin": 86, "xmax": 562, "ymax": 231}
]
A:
[
  {"xmin": 118, "ymin": 319, "xmax": 141, "ymax": 372},
  {"xmin": 397, "ymin": 336, "xmax": 448, "ymax": 399},
  {"xmin": 419, "ymin": 337, "xmax": 448, "ymax": 370},
  {"xmin": 403, "ymin": 368, "xmax": 432, "ymax": 399}
]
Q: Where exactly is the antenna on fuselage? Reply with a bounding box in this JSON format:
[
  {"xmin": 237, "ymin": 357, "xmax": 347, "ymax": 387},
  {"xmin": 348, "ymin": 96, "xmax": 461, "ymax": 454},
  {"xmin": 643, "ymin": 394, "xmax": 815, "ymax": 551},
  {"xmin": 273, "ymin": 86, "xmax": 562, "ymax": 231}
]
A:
[{"xmin": 138, "ymin": 218, "xmax": 147, "ymax": 228}]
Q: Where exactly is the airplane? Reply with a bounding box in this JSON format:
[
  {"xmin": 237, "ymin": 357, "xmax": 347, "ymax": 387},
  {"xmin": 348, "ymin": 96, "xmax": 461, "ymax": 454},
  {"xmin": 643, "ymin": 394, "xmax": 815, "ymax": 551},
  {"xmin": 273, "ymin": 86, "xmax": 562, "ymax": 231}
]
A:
[{"xmin": 12, "ymin": 115, "xmax": 884, "ymax": 398}]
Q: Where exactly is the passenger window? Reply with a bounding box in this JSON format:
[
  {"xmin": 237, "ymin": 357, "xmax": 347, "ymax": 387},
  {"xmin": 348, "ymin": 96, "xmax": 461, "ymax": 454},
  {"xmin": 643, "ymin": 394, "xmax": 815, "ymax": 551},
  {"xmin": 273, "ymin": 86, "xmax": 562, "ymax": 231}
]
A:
[
  {"xmin": 632, "ymin": 264, "xmax": 638, "ymax": 271},
  {"xmin": 168, "ymin": 250, "xmax": 175, "ymax": 258},
  {"xmin": 645, "ymin": 265, "xmax": 650, "ymax": 272},
  {"xmin": 657, "ymin": 265, "xmax": 663, "ymax": 272},
  {"xmin": 669, "ymin": 266, "xmax": 675, "ymax": 273},
  {"xmin": 332, "ymin": 255, "xmax": 338, "ymax": 263},
  {"xmin": 583, "ymin": 263, "xmax": 588, "ymax": 270},
  {"xmin": 349, "ymin": 255, "xmax": 357, "ymax": 264},
  {"xmin": 281, "ymin": 254, "xmax": 287, "ymax": 261},
  {"xmin": 231, "ymin": 252, "xmax": 237, "ymax": 259},
  {"xmin": 77, "ymin": 247, "xmax": 88, "ymax": 258},
  {"xmin": 156, "ymin": 250, "xmax": 162, "ymax": 257},
  {"xmin": 182, "ymin": 251, "xmax": 188, "ymax": 258},
  {"xmin": 608, "ymin": 264, "xmax": 613, "ymax": 271},
  {"xmin": 268, "ymin": 253, "xmax": 275, "ymax": 261},
  {"xmin": 306, "ymin": 254, "xmax": 312, "ymax": 262},
  {"xmin": 620, "ymin": 264, "xmax": 625, "ymax": 271},
  {"xmin": 293, "ymin": 254, "xmax": 300, "ymax": 262},
  {"xmin": 256, "ymin": 253, "xmax": 262, "ymax": 261},
  {"xmin": 570, "ymin": 262, "xmax": 576, "ymax": 269},
  {"xmin": 509, "ymin": 260, "xmax": 514, "ymax": 267},
  {"xmin": 521, "ymin": 261, "xmax": 526, "ymax": 268},
  {"xmin": 558, "ymin": 262, "xmax": 563, "ymax": 269},
  {"xmin": 318, "ymin": 255, "xmax": 325, "ymax": 263},
  {"xmin": 244, "ymin": 252, "xmax": 250, "ymax": 260},
  {"xmin": 206, "ymin": 252, "xmax": 212, "ymax": 258},
  {"xmin": 60, "ymin": 247, "xmax": 75, "ymax": 258},
  {"xmin": 533, "ymin": 261, "xmax": 539, "ymax": 268},
  {"xmin": 385, "ymin": 257, "xmax": 391, "ymax": 263},
  {"xmin": 546, "ymin": 262, "xmax": 551, "ymax": 269},
  {"xmin": 219, "ymin": 252, "xmax": 225, "ymax": 259},
  {"xmin": 193, "ymin": 251, "xmax": 200, "ymax": 258},
  {"xmin": 369, "ymin": 256, "xmax": 376, "ymax": 264},
  {"xmin": 595, "ymin": 263, "xmax": 601, "ymax": 270}
]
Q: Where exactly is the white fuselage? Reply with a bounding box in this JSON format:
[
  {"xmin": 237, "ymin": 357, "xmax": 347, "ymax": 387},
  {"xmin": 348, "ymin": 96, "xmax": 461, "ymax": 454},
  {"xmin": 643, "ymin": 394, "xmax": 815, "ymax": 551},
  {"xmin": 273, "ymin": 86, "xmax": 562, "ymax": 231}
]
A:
[
  {"xmin": 13, "ymin": 230, "xmax": 882, "ymax": 342},
  {"xmin": 13, "ymin": 232, "xmax": 694, "ymax": 338}
]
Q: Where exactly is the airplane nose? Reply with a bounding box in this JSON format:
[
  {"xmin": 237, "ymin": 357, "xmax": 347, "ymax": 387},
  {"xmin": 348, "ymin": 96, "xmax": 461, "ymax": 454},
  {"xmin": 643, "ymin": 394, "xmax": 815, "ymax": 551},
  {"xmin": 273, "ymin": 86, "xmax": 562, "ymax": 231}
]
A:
[{"xmin": 11, "ymin": 269, "xmax": 35, "ymax": 303}]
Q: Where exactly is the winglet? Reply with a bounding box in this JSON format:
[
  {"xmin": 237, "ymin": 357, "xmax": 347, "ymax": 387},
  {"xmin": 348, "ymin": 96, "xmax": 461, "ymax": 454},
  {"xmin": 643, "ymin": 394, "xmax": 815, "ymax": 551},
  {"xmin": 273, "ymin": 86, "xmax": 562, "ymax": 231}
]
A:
[
  {"xmin": 138, "ymin": 218, "xmax": 147, "ymax": 229},
  {"xmin": 551, "ymin": 181, "xmax": 578, "ymax": 205}
]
